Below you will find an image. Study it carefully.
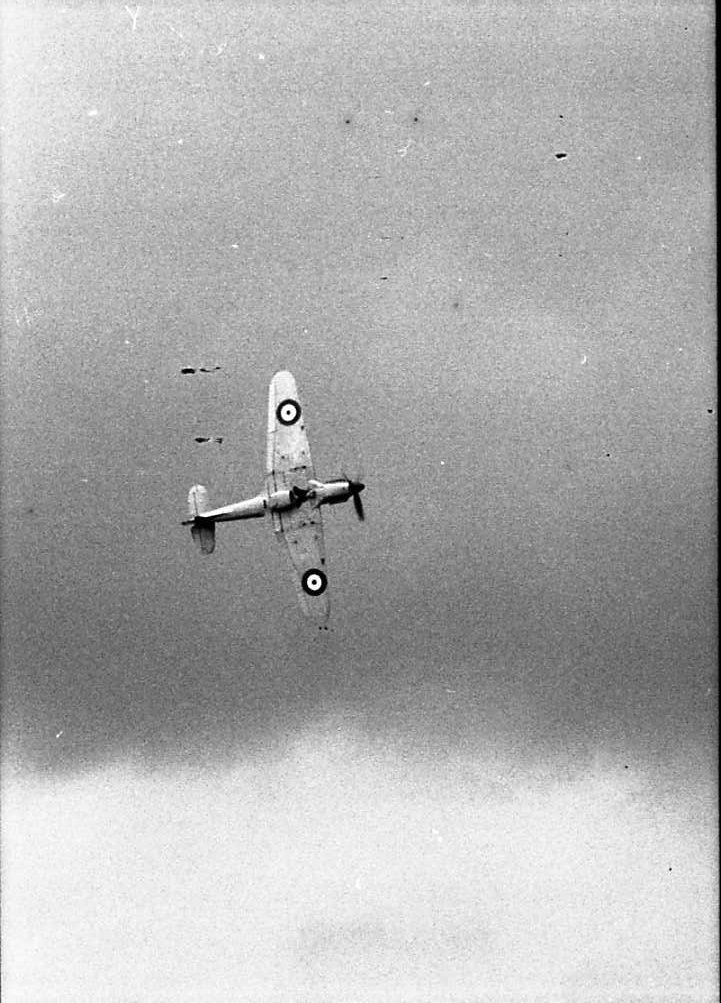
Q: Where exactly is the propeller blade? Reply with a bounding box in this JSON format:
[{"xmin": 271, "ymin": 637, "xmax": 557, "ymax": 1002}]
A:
[
  {"xmin": 352, "ymin": 490, "xmax": 365, "ymax": 521},
  {"xmin": 342, "ymin": 471, "xmax": 366, "ymax": 521}
]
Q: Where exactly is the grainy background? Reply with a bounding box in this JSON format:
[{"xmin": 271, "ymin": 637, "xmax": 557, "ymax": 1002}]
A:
[{"xmin": 1, "ymin": 2, "xmax": 716, "ymax": 1000}]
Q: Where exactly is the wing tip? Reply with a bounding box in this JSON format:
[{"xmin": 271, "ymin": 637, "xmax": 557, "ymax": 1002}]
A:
[{"xmin": 271, "ymin": 370, "xmax": 299, "ymax": 396}]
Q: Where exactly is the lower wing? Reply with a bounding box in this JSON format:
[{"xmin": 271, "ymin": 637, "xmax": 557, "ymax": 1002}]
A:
[{"xmin": 276, "ymin": 505, "xmax": 330, "ymax": 627}]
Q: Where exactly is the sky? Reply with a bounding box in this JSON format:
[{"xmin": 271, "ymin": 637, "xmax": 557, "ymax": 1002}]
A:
[{"xmin": 0, "ymin": 2, "xmax": 717, "ymax": 1001}]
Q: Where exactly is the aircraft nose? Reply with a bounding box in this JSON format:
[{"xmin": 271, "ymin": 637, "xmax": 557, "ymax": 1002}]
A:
[{"xmin": 353, "ymin": 481, "xmax": 365, "ymax": 493}]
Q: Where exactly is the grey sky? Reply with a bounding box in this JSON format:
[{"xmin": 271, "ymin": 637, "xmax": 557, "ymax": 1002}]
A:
[{"xmin": 1, "ymin": 2, "xmax": 716, "ymax": 1000}]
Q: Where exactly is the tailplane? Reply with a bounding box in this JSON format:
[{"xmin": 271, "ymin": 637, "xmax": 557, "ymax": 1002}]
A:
[
  {"xmin": 185, "ymin": 484, "xmax": 215, "ymax": 555},
  {"xmin": 191, "ymin": 521, "xmax": 215, "ymax": 555}
]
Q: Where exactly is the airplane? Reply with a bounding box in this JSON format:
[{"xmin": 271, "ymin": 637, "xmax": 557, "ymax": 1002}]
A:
[{"xmin": 182, "ymin": 370, "xmax": 365, "ymax": 629}]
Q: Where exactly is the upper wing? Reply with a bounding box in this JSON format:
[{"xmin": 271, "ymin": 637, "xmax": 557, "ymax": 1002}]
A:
[
  {"xmin": 266, "ymin": 371, "xmax": 315, "ymax": 492},
  {"xmin": 276, "ymin": 505, "xmax": 330, "ymax": 627}
]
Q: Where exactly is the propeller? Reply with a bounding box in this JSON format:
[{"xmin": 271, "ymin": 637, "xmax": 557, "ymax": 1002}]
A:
[
  {"xmin": 352, "ymin": 488, "xmax": 365, "ymax": 521},
  {"xmin": 344, "ymin": 474, "xmax": 365, "ymax": 521}
]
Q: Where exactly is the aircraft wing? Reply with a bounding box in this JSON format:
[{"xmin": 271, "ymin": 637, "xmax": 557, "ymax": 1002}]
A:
[
  {"xmin": 266, "ymin": 371, "xmax": 329, "ymax": 626},
  {"xmin": 275, "ymin": 504, "xmax": 330, "ymax": 626},
  {"xmin": 266, "ymin": 370, "xmax": 315, "ymax": 492}
]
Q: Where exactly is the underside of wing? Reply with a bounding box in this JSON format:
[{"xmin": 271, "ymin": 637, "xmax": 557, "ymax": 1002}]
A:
[
  {"xmin": 276, "ymin": 505, "xmax": 330, "ymax": 627},
  {"xmin": 266, "ymin": 371, "xmax": 315, "ymax": 493}
]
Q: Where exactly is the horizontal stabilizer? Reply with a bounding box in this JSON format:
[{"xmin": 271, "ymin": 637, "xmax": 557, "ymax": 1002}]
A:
[{"xmin": 191, "ymin": 521, "xmax": 215, "ymax": 555}]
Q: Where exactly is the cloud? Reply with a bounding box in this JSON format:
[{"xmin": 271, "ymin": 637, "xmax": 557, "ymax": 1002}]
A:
[{"xmin": 2, "ymin": 723, "xmax": 716, "ymax": 1002}]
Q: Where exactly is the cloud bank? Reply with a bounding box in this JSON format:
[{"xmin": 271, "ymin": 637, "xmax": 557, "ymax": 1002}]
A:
[{"xmin": 3, "ymin": 723, "xmax": 716, "ymax": 1002}]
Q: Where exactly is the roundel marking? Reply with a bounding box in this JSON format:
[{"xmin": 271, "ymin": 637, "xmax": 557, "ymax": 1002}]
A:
[
  {"xmin": 276, "ymin": 398, "xmax": 301, "ymax": 426},
  {"xmin": 302, "ymin": 568, "xmax": 328, "ymax": 596}
]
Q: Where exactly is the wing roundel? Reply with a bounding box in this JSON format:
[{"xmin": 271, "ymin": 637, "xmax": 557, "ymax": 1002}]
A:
[
  {"xmin": 302, "ymin": 568, "xmax": 327, "ymax": 595},
  {"xmin": 276, "ymin": 398, "xmax": 302, "ymax": 426}
]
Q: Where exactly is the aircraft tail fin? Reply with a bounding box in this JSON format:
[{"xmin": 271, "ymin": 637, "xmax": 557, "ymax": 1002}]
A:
[
  {"xmin": 186, "ymin": 485, "xmax": 215, "ymax": 555},
  {"xmin": 188, "ymin": 484, "xmax": 211, "ymax": 519}
]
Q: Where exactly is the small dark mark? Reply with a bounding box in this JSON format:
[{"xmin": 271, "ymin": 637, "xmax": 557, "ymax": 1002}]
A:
[
  {"xmin": 181, "ymin": 367, "xmax": 196, "ymax": 374},
  {"xmin": 555, "ymin": 152, "xmax": 567, "ymax": 159},
  {"xmin": 559, "ymin": 114, "xmax": 564, "ymax": 118},
  {"xmin": 669, "ymin": 867, "xmax": 673, "ymax": 871},
  {"xmin": 344, "ymin": 117, "xmax": 352, "ymax": 124},
  {"xmin": 199, "ymin": 366, "xmax": 222, "ymax": 373},
  {"xmin": 452, "ymin": 300, "xmax": 460, "ymax": 309},
  {"xmin": 606, "ymin": 453, "xmax": 611, "ymax": 457},
  {"xmin": 707, "ymin": 408, "xmax": 715, "ymax": 414},
  {"xmin": 380, "ymin": 275, "xmax": 388, "ymax": 280},
  {"xmin": 413, "ymin": 115, "xmax": 419, "ymax": 123},
  {"xmin": 195, "ymin": 436, "xmax": 209, "ymax": 443}
]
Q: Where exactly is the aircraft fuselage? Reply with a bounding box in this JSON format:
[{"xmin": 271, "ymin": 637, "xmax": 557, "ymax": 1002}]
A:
[{"xmin": 184, "ymin": 479, "xmax": 360, "ymax": 525}]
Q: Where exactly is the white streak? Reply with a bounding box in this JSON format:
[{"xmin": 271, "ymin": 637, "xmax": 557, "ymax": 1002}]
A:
[{"xmin": 124, "ymin": 5, "xmax": 140, "ymax": 30}]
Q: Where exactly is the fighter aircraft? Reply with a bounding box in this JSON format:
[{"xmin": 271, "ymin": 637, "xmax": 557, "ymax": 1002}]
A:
[{"xmin": 182, "ymin": 370, "xmax": 365, "ymax": 628}]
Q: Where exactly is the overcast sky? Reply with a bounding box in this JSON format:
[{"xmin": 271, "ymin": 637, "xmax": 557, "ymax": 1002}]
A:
[{"xmin": 1, "ymin": 2, "xmax": 716, "ymax": 1001}]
